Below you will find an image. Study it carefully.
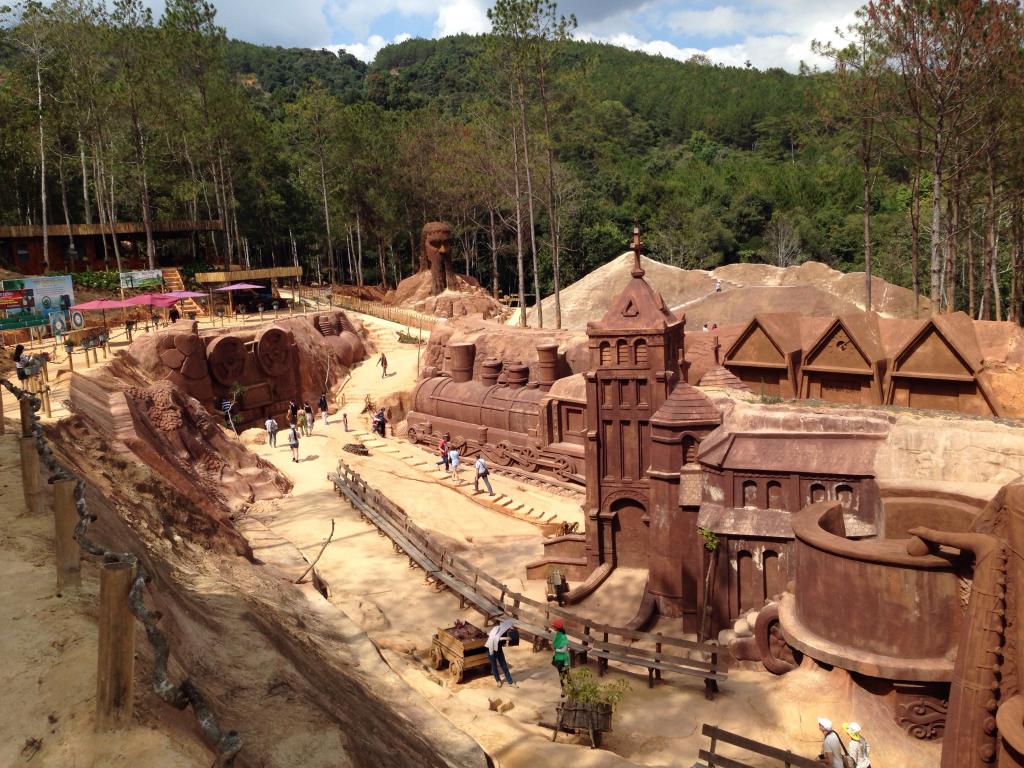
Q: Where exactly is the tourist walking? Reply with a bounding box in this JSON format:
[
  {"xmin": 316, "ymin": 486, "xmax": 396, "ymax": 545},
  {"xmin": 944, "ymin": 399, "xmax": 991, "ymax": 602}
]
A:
[
  {"xmin": 287, "ymin": 422, "xmax": 300, "ymax": 462},
  {"xmin": 288, "ymin": 400, "xmax": 299, "ymax": 422},
  {"xmin": 377, "ymin": 352, "xmax": 388, "ymax": 378},
  {"xmin": 342, "ymin": 412, "xmax": 349, "ymax": 432},
  {"xmin": 436, "ymin": 435, "xmax": 450, "ymax": 471},
  {"xmin": 169, "ymin": 306, "xmax": 180, "ymax": 323},
  {"xmin": 297, "ymin": 408, "xmax": 308, "ymax": 437},
  {"xmin": 448, "ymin": 446, "xmax": 461, "ymax": 483},
  {"xmin": 12, "ymin": 344, "xmax": 28, "ymax": 381},
  {"xmin": 303, "ymin": 403, "xmax": 315, "ymax": 434},
  {"xmin": 485, "ymin": 620, "xmax": 517, "ymax": 688},
  {"xmin": 265, "ymin": 415, "xmax": 278, "ymax": 447},
  {"xmin": 318, "ymin": 393, "xmax": 329, "ymax": 425},
  {"xmin": 474, "ymin": 455, "xmax": 493, "ymax": 495},
  {"xmin": 844, "ymin": 723, "xmax": 870, "ymax": 768},
  {"xmin": 551, "ymin": 618, "xmax": 570, "ymax": 691},
  {"xmin": 816, "ymin": 718, "xmax": 846, "ymax": 768},
  {"xmin": 373, "ymin": 408, "xmax": 387, "ymax": 437}
]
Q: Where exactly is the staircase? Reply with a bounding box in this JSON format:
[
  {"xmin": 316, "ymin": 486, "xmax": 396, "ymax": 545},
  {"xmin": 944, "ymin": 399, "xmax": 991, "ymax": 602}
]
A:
[
  {"xmin": 336, "ymin": 318, "xmax": 404, "ymax": 409},
  {"xmin": 161, "ymin": 267, "xmax": 207, "ymax": 316}
]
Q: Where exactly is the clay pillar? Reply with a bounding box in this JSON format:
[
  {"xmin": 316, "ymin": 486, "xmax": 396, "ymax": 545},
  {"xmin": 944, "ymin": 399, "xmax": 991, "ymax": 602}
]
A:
[
  {"xmin": 506, "ymin": 364, "xmax": 529, "ymax": 389},
  {"xmin": 96, "ymin": 560, "xmax": 137, "ymax": 731},
  {"xmin": 480, "ymin": 358, "xmax": 502, "ymax": 386},
  {"xmin": 537, "ymin": 344, "xmax": 559, "ymax": 392},
  {"xmin": 53, "ymin": 479, "xmax": 81, "ymax": 592}
]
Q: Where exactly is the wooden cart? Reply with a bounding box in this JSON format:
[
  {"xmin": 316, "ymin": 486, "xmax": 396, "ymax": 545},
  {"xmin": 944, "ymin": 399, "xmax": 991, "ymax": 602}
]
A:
[{"xmin": 429, "ymin": 622, "xmax": 490, "ymax": 683}]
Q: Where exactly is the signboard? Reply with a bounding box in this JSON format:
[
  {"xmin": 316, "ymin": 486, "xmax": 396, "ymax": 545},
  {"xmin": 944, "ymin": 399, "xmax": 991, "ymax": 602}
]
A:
[
  {"xmin": 120, "ymin": 269, "xmax": 163, "ymax": 289},
  {"xmin": 0, "ymin": 276, "xmax": 74, "ymax": 316},
  {"xmin": 70, "ymin": 310, "xmax": 85, "ymax": 329},
  {"xmin": 0, "ymin": 314, "xmax": 49, "ymax": 331},
  {"xmin": 50, "ymin": 312, "xmax": 68, "ymax": 339},
  {"xmin": 0, "ymin": 289, "xmax": 33, "ymax": 311}
]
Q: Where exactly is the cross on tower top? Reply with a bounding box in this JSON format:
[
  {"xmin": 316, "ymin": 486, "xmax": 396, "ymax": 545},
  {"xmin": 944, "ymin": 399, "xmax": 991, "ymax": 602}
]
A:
[{"xmin": 629, "ymin": 223, "xmax": 645, "ymax": 278}]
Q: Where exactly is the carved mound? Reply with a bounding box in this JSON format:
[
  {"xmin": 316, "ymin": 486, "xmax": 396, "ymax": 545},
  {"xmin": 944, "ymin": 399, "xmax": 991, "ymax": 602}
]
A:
[{"xmin": 386, "ymin": 270, "xmax": 506, "ymax": 320}]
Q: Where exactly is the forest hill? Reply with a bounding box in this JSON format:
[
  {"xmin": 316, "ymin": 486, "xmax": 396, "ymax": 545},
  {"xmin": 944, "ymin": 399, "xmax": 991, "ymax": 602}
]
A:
[{"xmin": 1, "ymin": 0, "xmax": 1023, "ymax": 325}]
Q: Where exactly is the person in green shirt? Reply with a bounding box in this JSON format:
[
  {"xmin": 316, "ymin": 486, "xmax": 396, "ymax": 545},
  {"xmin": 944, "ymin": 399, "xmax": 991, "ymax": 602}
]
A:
[{"xmin": 551, "ymin": 618, "xmax": 570, "ymax": 691}]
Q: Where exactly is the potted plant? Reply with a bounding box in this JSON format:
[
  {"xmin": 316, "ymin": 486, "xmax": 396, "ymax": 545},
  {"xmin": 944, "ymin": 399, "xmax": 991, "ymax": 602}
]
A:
[{"xmin": 557, "ymin": 668, "xmax": 630, "ymax": 746}]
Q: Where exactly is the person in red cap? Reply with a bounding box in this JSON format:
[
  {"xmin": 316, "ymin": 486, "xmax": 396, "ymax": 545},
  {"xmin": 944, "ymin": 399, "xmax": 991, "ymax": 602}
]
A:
[{"xmin": 551, "ymin": 618, "xmax": 570, "ymax": 690}]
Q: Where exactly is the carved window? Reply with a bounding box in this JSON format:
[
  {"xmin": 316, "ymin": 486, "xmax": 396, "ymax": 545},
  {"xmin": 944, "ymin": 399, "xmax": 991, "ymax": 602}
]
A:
[
  {"xmin": 600, "ymin": 342, "xmax": 612, "ymax": 366},
  {"xmin": 836, "ymin": 484, "xmax": 854, "ymax": 511},
  {"xmin": 767, "ymin": 480, "xmax": 783, "ymax": 509},
  {"xmin": 810, "ymin": 483, "xmax": 827, "ymax": 504},
  {"xmin": 763, "ymin": 550, "xmax": 783, "ymax": 600},
  {"xmin": 616, "ymin": 340, "xmax": 630, "ymax": 365},
  {"xmin": 742, "ymin": 480, "xmax": 758, "ymax": 508},
  {"xmin": 683, "ymin": 435, "xmax": 698, "ymax": 464},
  {"xmin": 737, "ymin": 550, "xmax": 759, "ymax": 614},
  {"xmin": 634, "ymin": 339, "xmax": 648, "ymax": 366}
]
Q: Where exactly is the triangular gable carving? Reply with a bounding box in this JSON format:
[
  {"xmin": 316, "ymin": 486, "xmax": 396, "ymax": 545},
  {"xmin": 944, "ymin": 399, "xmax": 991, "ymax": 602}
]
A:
[
  {"xmin": 895, "ymin": 323, "xmax": 973, "ymax": 378},
  {"xmin": 621, "ymin": 299, "xmax": 639, "ymax": 318},
  {"xmin": 805, "ymin": 319, "xmax": 870, "ymax": 372},
  {"xmin": 726, "ymin": 321, "xmax": 785, "ymax": 367}
]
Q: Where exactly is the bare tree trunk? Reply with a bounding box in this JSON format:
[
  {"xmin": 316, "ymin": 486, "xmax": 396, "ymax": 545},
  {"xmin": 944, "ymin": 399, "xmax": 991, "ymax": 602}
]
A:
[
  {"xmin": 539, "ymin": 76, "xmax": 561, "ymax": 328},
  {"xmin": 517, "ymin": 79, "xmax": 542, "ymax": 328},
  {"xmin": 967, "ymin": 200, "xmax": 976, "ymax": 318},
  {"xmin": 92, "ymin": 154, "xmax": 110, "ymax": 268},
  {"xmin": 129, "ymin": 96, "xmax": 156, "ymax": 268},
  {"xmin": 35, "ymin": 44, "xmax": 49, "ymax": 272},
  {"xmin": 910, "ymin": 165, "xmax": 922, "ymax": 316},
  {"xmin": 929, "ymin": 130, "xmax": 943, "ymax": 315},
  {"xmin": 983, "ymin": 150, "xmax": 997, "ymax": 320},
  {"xmin": 489, "ymin": 207, "xmax": 499, "ymax": 298},
  {"xmin": 510, "ymin": 90, "xmax": 526, "ymax": 327},
  {"xmin": 317, "ymin": 143, "xmax": 335, "ymax": 294},
  {"xmin": 862, "ymin": 116, "xmax": 873, "ymax": 311},
  {"xmin": 78, "ymin": 131, "xmax": 92, "ymax": 223},
  {"xmin": 355, "ymin": 212, "xmax": 364, "ymax": 287},
  {"xmin": 1012, "ymin": 196, "xmax": 1022, "ymax": 325},
  {"xmin": 57, "ymin": 154, "xmax": 75, "ymax": 270}
]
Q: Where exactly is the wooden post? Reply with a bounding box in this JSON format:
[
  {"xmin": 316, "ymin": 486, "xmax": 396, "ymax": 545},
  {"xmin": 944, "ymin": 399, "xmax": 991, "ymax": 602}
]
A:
[
  {"xmin": 67, "ymin": 347, "xmax": 74, "ymax": 373},
  {"xmin": 20, "ymin": 397, "xmax": 33, "ymax": 437},
  {"xmin": 0, "ymin": 385, "xmax": 4, "ymax": 435},
  {"xmin": 20, "ymin": 435, "xmax": 42, "ymax": 515},
  {"xmin": 54, "ymin": 478, "xmax": 80, "ymax": 592},
  {"xmin": 96, "ymin": 560, "xmax": 137, "ymax": 730},
  {"xmin": 42, "ymin": 386, "xmax": 52, "ymax": 418}
]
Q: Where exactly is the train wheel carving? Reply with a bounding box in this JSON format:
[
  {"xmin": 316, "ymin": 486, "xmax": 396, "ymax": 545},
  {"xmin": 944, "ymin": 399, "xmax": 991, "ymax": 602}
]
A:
[{"xmin": 406, "ymin": 426, "xmax": 420, "ymax": 444}]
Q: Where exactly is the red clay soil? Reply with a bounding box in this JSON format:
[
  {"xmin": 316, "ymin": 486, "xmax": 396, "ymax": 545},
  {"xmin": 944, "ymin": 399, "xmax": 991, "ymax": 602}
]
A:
[{"xmin": 385, "ymin": 270, "xmax": 505, "ymax": 320}]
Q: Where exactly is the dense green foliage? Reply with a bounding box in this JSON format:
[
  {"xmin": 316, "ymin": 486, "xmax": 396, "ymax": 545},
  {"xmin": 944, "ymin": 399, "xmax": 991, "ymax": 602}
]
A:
[{"xmin": 1, "ymin": 0, "xmax": 1021, "ymax": 322}]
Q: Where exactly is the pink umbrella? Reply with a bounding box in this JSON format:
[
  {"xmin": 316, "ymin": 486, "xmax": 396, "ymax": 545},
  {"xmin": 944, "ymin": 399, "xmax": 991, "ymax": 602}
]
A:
[
  {"xmin": 166, "ymin": 290, "xmax": 207, "ymax": 299},
  {"xmin": 69, "ymin": 298, "xmax": 128, "ymax": 329},
  {"xmin": 123, "ymin": 293, "xmax": 180, "ymax": 308}
]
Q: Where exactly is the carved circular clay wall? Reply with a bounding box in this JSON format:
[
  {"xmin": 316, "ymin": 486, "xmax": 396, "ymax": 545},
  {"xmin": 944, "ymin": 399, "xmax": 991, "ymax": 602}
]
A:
[
  {"xmin": 206, "ymin": 335, "xmax": 247, "ymax": 386},
  {"xmin": 255, "ymin": 327, "xmax": 291, "ymax": 377},
  {"xmin": 780, "ymin": 501, "xmax": 963, "ymax": 681}
]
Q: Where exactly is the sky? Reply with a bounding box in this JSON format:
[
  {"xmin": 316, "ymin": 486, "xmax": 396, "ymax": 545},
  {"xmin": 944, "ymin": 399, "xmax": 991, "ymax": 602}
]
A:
[{"xmin": 155, "ymin": 0, "xmax": 865, "ymax": 72}]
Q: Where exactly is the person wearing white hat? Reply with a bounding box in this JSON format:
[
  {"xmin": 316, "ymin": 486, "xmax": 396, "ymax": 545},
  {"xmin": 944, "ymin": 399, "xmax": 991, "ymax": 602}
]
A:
[
  {"xmin": 816, "ymin": 717, "xmax": 845, "ymax": 767},
  {"xmin": 843, "ymin": 722, "xmax": 871, "ymax": 767}
]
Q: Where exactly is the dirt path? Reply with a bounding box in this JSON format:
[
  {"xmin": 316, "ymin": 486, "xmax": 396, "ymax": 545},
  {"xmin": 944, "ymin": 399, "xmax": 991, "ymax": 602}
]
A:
[{"xmin": 0, "ymin": 428, "xmax": 211, "ymax": 768}]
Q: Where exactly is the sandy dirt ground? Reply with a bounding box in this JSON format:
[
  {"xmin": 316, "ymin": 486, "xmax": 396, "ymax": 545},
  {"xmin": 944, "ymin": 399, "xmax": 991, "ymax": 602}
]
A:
[
  {"xmin": 0, "ymin": 427, "xmax": 211, "ymax": 768},
  {"xmin": 242, "ymin": 311, "xmax": 942, "ymax": 768}
]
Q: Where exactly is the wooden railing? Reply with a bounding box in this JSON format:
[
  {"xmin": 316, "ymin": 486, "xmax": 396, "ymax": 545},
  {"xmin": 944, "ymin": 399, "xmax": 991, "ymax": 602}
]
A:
[
  {"xmin": 329, "ymin": 460, "xmax": 725, "ymax": 696},
  {"xmin": 693, "ymin": 724, "xmax": 821, "ymax": 768},
  {"xmin": 332, "ymin": 296, "xmax": 440, "ymax": 332}
]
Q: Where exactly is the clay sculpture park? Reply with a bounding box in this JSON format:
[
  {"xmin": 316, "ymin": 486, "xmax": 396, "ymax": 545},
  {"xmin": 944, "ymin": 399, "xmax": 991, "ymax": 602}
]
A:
[{"xmin": 6, "ymin": 2, "xmax": 1024, "ymax": 768}]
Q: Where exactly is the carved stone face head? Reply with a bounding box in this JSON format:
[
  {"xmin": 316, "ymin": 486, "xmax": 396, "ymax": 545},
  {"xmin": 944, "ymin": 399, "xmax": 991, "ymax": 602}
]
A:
[{"xmin": 422, "ymin": 222, "xmax": 452, "ymax": 263}]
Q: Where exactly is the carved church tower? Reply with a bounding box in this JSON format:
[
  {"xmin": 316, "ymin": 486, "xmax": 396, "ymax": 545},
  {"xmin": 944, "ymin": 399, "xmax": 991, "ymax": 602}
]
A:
[{"xmin": 583, "ymin": 226, "xmax": 685, "ymax": 573}]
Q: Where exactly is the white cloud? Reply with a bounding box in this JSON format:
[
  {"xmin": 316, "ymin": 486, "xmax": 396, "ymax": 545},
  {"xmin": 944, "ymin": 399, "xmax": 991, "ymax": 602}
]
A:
[
  {"xmin": 434, "ymin": 0, "xmax": 490, "ymax": 36},
  {"xmin": 666, "ymin": 6, "xmax": 746, "ymax": 38},
  {"xmin": 327, "ymin": 32, "xmax": 413, "ymax": 62}
]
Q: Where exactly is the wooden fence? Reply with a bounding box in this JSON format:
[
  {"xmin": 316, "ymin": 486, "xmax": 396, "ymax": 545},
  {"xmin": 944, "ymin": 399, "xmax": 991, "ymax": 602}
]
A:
[
  {"xmin": 693, "ymin": 724, "xmax": 821, "ymax": 768},
  {"xmin": 332, "ymin": 296, "xmax": 440, "ymax": 332},
  {"xmin": 329, "ymin": 460, "xmax": 725, "ymax": 696}
]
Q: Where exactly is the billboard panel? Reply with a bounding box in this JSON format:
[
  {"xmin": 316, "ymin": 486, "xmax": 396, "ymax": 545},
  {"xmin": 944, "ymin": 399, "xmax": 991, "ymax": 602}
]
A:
[{"xmin": 120, "ymin": 269, "xmax": 163, "ymax": 289}]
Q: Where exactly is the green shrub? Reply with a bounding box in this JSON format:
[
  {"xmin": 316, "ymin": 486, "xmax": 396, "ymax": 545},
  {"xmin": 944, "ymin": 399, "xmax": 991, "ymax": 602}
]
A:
[{"xmin": 563, "ymin": 668, "xmax": 630, "ymax": 708}]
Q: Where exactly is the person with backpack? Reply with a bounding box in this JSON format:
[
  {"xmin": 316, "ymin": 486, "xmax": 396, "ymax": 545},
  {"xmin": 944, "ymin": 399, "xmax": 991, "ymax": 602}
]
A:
[
  {"xmin": 287, "ymin": 421, "xmax": 300, "ymax": 463},
  {"xmin": 844, "ymin": 723, "xmax": 870, "ymax": 768},
  {"xmin": 474, "ymin": 455, "xmax": 494, "ymax": 495},
  {"xmin": 816, "ymin": 717, "xmax": 852, "ymax": 768},
  {"xmin": 265, "ymin": 415, "xmax": 278, "ymax": 447},
  {"xmin": 484, "ymin": 619, "xmax": 517, "ymax": 688}
]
